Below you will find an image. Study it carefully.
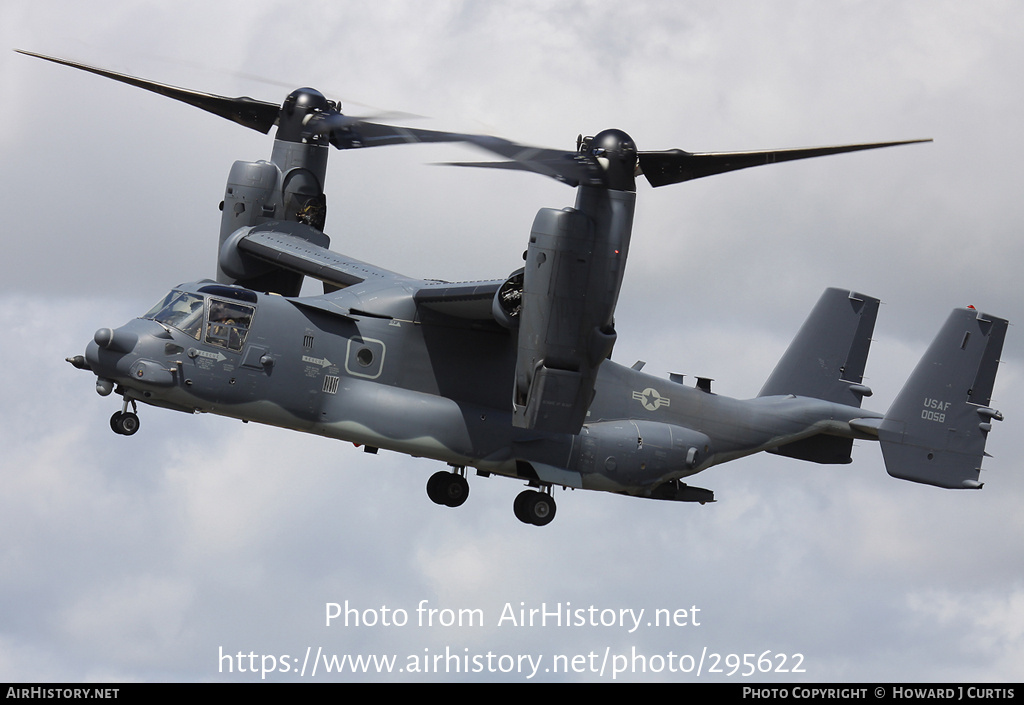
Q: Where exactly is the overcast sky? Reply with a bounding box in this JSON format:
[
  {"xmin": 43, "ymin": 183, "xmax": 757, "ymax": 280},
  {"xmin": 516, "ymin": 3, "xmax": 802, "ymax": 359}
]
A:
[{"xmin": 1, "ymin": 0, "xmax": 1022, "ymax": 683}]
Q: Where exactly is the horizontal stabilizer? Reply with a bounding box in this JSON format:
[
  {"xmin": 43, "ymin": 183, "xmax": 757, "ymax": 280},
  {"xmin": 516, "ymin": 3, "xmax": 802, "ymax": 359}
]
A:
[
  {"xmin": 879, "ymin": 307, "xmax": 1007, "ymax": 489},
  {"xmin": 759, "ymin": 288, "xmax": 879, "ymax": 407}
]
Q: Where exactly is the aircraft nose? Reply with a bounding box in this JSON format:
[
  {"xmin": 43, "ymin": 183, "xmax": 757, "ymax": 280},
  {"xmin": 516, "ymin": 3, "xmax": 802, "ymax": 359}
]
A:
[
  {"xmin": 84, "ymin": 325, "xmax": 140, "ymax": 391},
  {"xmin": 84, "ymin": 320, "xmax": 178, "ymax": 393},
  {"xmin": 82, "ymin": 337, "xmax": 115, "ymax": 396},
  {"xmin": 93, "ymin": 327, "xmax": 138, "ymax": 354}
]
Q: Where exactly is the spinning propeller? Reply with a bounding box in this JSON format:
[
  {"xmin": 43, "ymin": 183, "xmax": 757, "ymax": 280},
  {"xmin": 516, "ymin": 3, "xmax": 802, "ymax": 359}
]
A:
[
  {"xmin": 447, "ymin": 129, "xmax": 930, "ymax": 190},
  {"xmin": 15, "ymin": 50, "xmax": 475, "ymax": 150},
  {"xmin": 18, "ymin": 49, "xmax": 928, "ymax": 191}
]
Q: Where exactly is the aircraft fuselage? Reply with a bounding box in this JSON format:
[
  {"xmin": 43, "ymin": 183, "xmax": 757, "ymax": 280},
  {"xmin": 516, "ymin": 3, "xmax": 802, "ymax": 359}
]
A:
[{"xmin": 85, "ymin": 277, "xmax": 880, "ymax": 498}]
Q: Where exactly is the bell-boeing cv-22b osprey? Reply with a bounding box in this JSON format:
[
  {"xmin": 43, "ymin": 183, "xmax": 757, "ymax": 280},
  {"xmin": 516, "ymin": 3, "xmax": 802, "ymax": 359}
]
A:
[{"xmin": 24, "ymin": 50, "xmax": 1006, "ymax": 526}]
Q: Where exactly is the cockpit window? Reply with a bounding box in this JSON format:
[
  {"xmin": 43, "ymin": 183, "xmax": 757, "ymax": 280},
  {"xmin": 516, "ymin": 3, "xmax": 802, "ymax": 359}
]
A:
[
  {"xmin": 205, "ymin": 299, "xmax": 256, "ymax": 352},
  {"xmin": 143, "ymin": 290, "xmax": 257, "ymax": 351},
  {"xmin": 143, "ymin": 291, "xmax": 204, "ymax": 340}
]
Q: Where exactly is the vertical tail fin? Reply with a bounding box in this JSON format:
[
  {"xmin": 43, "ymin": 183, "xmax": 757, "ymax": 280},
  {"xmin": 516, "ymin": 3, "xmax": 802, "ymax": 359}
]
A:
[
  {"xmin": 878, "ymin": 307, "xmax": 1007, "ymax": 489},
  {"xmin": 759, "ymin": 288, "xmax": 880, "ymax": 465},
  {"xmin": 759, "ymin": 288, "xmax": 880, "ymax": 406}
]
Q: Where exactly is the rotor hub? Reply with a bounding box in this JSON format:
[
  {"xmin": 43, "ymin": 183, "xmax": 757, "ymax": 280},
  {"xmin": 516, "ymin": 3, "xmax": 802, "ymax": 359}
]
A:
[
  {"xmin": 283, "ymin": 87, "xmax": 329, "ymax": 116},
  {"xmin": 278, "ymin": 87, "xmax": 331, "ymax": 143},
  {"xmin": 587, "ymin": 129, "xmax": 638, "ymax": 191}
]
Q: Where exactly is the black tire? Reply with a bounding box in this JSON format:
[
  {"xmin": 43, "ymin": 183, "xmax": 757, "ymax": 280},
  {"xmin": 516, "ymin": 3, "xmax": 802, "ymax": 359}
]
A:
[
  {"xmin": 427, "ymin": 471, "xmax": 469, "ymax": 507},
  {"xmin": 426, "ymin": 471, "xmax": 450, "ymax": 505},
  {"xmin": 526, "ymin": 491, "xmax": 556, "ymax": 526},
  {"xmin": 116, "ymin": 412, "xmax": 140, "ymax": 436},
  {"xmin": 514, "ymin": 490, "xmax": 556, "ymax": 526},
  {"xmin": 442, "ymin": 474, "xmax": 469, "ymax": 507},
  {"xmin": 513, "ymin": 490, "xmax": 534, "ymax": 524}
]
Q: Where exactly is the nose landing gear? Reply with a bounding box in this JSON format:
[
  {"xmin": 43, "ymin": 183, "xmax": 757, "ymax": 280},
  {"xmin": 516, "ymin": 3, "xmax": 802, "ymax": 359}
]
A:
[{"xmin": 109, "ymin": 397, "xmax": 140, "ymax": 436}]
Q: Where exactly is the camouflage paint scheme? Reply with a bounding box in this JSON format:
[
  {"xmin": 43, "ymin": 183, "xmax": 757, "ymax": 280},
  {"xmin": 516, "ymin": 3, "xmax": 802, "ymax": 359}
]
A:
[{"xmin": 30, "ymin": 51, "xmax": 1004, "ymax": 526}]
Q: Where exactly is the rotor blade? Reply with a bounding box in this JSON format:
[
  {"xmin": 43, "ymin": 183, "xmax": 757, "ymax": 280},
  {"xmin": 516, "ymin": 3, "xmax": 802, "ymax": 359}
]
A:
[
  {"xmin": 443, "ymin": 159, "xmax": 579, "ymax": 182},
  {"xmin": 315, "ymin": 116, "xmax": 602, "ymax": 185},
  {"xmin": 442, "ymin": 136, "xmax": 602, "ymax": 186},
  {"xmin": 638, "ymin": 139, "xmax": 932, "ymax": 187},
  {"xmin": 440, "ymin": 159, "xmax": 588, "ymax": 187},
  {"xmin": 16, "ymin": 50, "xmax": 281, "ymax": 134},
  {"xmin": 306, "ymin": 111, "xmax": 484, "ymax": 150},
  {"xmin": 353, "ymin": 122, "xmax": 485, "ymax": 148}
]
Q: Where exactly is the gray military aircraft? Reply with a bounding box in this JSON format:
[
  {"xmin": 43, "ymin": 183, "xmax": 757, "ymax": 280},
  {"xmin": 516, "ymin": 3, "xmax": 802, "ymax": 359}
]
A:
[{"xmin": 25, "ymin": 50, "xmax": 1007, "ymax": 526}]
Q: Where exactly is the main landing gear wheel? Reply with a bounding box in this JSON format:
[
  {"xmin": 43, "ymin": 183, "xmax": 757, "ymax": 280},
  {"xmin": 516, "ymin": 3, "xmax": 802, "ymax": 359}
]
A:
[
  {"xmin": 513, "ymin": 489, "xmax": 556, "ymax": 526},
  {"xmin": 109, "ymin": 411, "xmax": 140, "ymax": 436},
  {"xmin": 426, "ymin": 470, "xmax": 470, "ymax": 508}
]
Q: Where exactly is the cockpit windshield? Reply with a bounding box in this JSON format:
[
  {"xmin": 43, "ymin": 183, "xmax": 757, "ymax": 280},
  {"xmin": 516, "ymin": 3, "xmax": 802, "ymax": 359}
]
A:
[
  {"xmin": 142, "ymin": 289, "xmax": 257, "ymax": 352},
  {"xmin": 144, "ymin": 291, "xmax": 204, "ymax": 339},
  {"xmin": 206, "ymin": 300, "xmax": 255, "ymax": 351}
]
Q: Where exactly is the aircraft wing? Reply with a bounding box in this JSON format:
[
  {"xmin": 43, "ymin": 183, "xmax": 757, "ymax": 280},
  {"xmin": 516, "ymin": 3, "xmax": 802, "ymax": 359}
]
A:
[
  {"xmin": 226, "ymin": 221, "xmax": 506, "ymax": 321},
  {"xmin": 227, "ymin": 221, "xmax": 406, "ymax": 289},
  {"xmin": 414, "ymin": 280, "xmax": 502, "ymax": 320}
]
